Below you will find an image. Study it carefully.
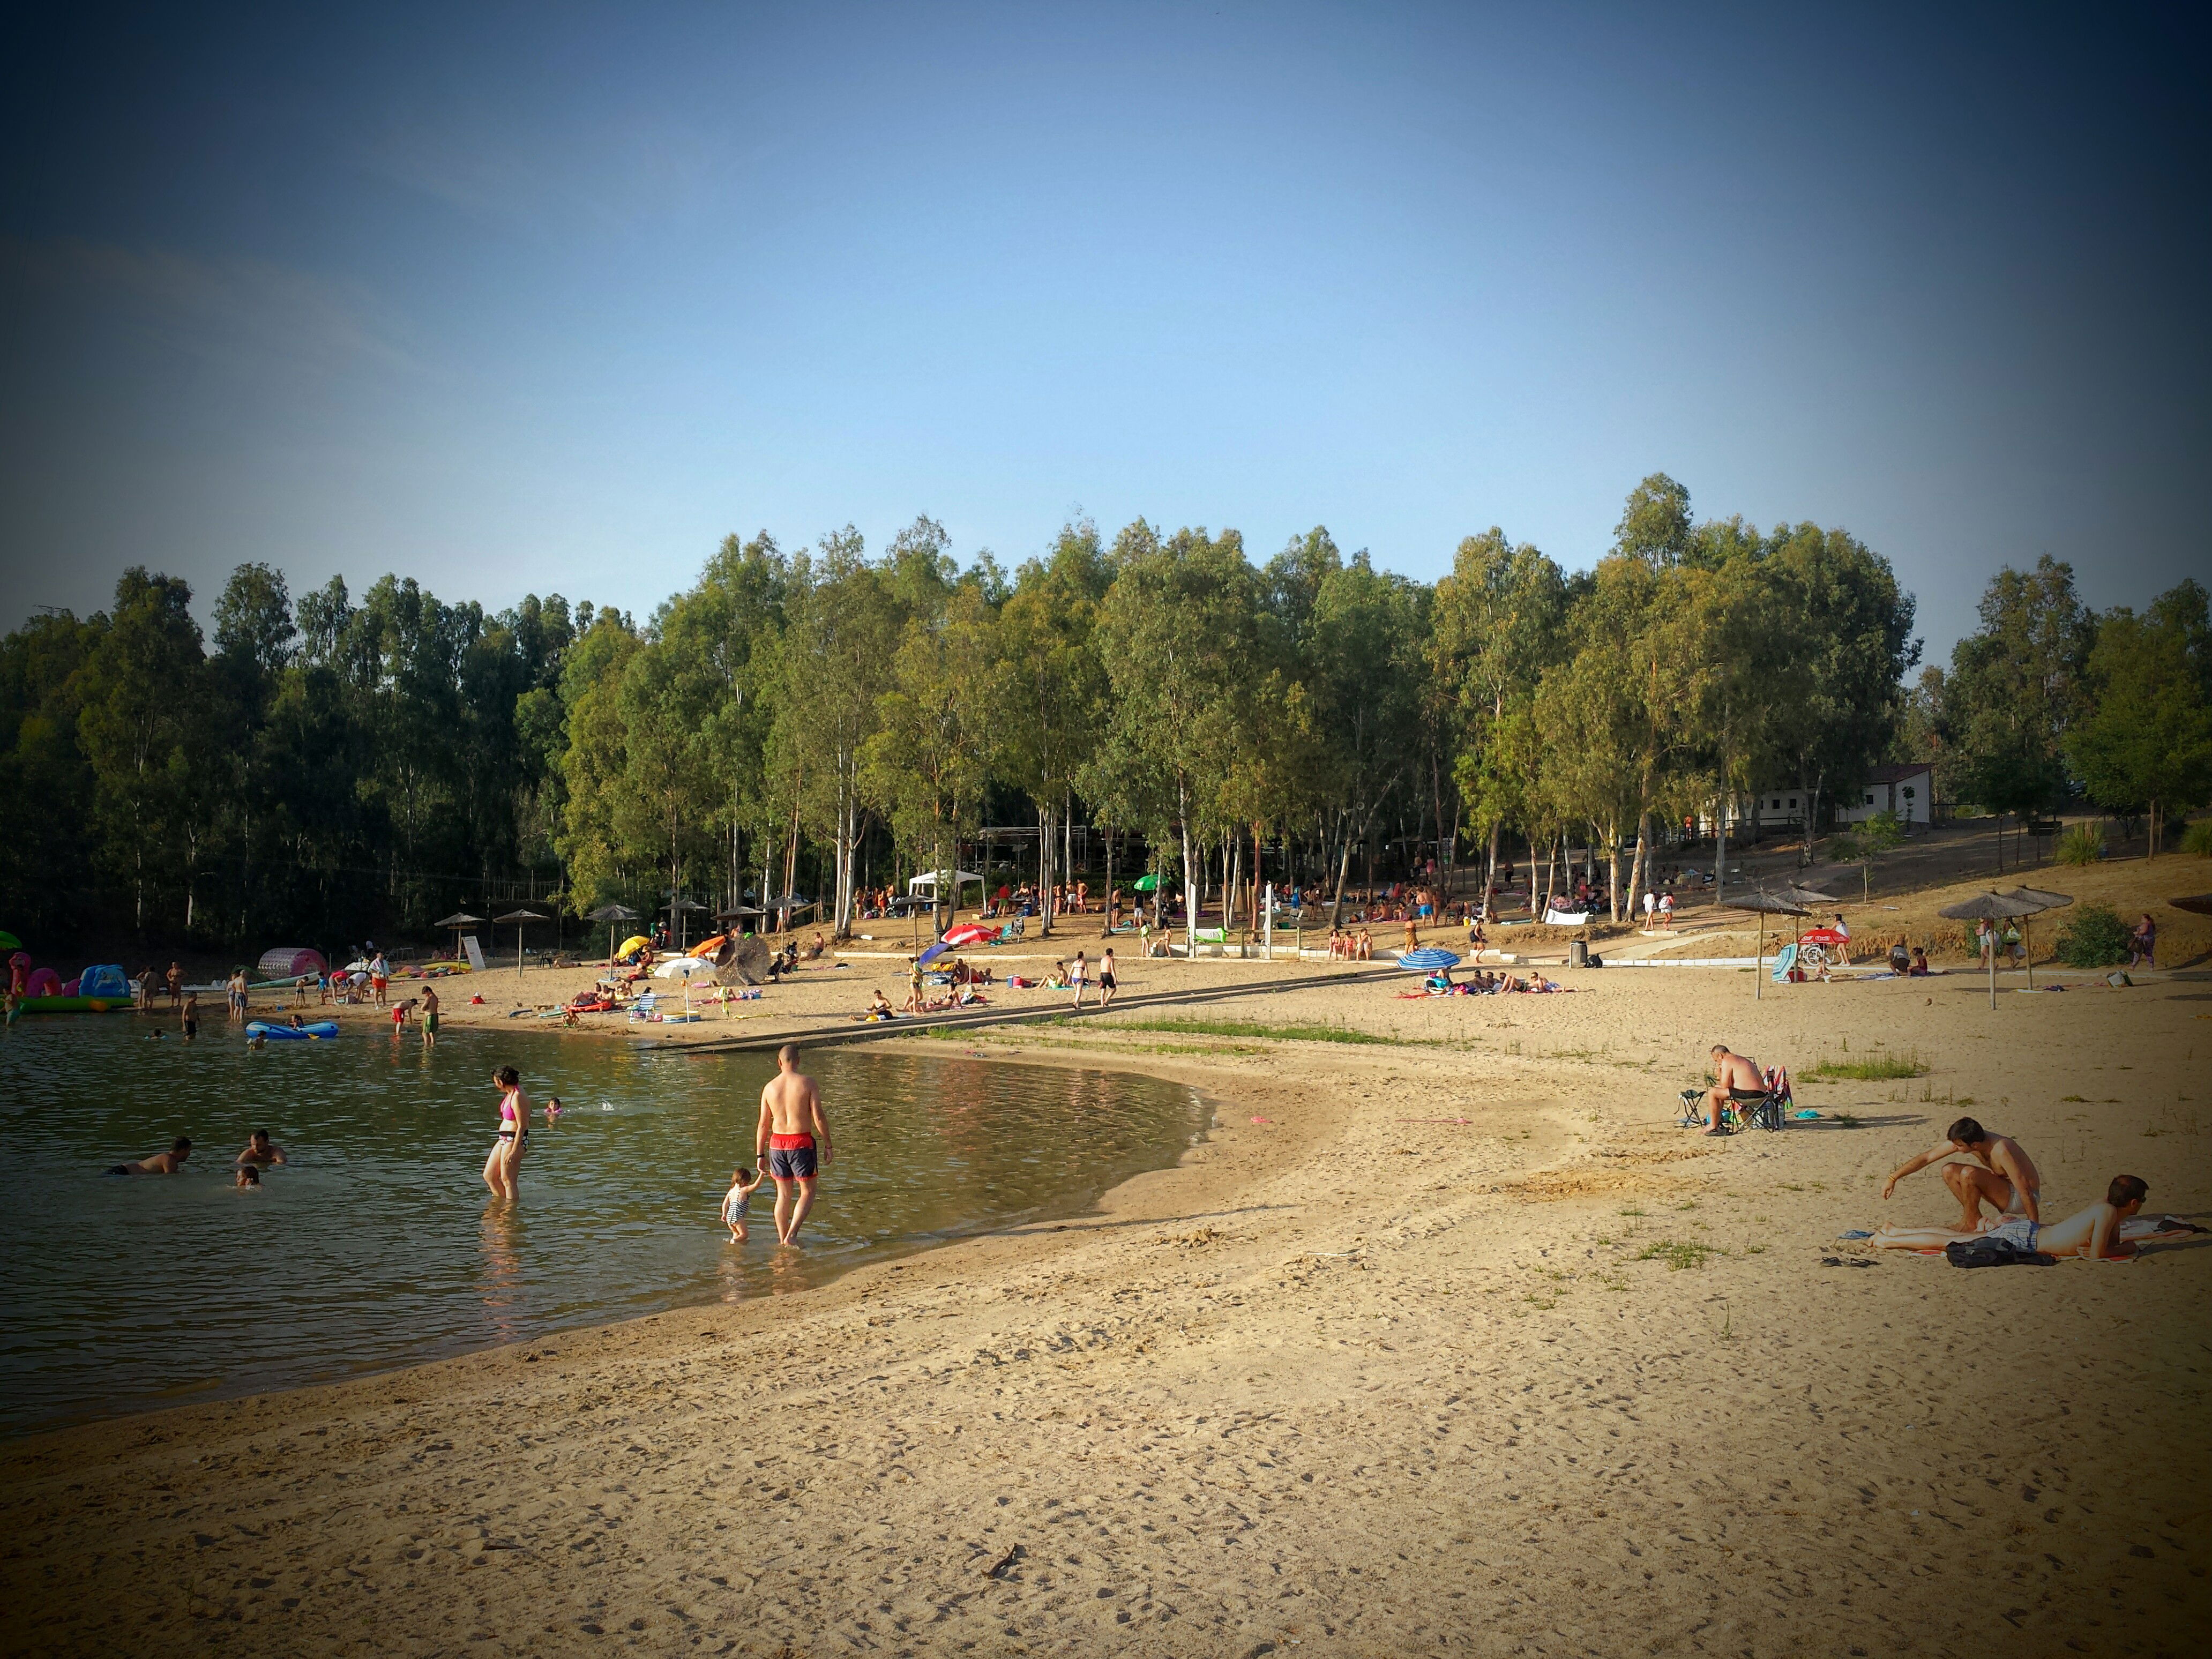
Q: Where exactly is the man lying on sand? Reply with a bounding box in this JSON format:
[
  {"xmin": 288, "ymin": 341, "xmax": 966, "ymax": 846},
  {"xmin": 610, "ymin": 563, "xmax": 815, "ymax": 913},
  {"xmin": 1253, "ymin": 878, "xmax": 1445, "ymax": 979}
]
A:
[
  {"xmin": 1698, "ymin": 1045, "xmax": 1768, "ymax": 1134},
  {"xmin": 1883, "ymin": 1116, "xmax": 2041, "ymax": 1232},
  {"xmin": 1869, "ymin": 1176, "xmax": 2148, "ymax": 1260}
]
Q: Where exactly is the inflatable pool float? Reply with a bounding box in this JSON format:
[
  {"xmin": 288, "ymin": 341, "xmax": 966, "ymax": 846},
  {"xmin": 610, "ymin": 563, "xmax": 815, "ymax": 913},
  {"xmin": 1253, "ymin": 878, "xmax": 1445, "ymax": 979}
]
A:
[
  {"xmin": 257, "ymin": 947, "xmax": 328, "ymax": 981},
  {"xmin": 245, "ymin": 1020, "xmax": 341, "ymax": 1041},
  {"xmin": 19, "ymin": 996, "xmax": 131, "ymax": 1014}
]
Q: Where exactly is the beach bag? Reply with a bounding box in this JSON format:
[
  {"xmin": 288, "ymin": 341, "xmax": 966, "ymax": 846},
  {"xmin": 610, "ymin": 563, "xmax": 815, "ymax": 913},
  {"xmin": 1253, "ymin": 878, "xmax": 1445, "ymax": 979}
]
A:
[{"xmin": 1943, "ymin": 1237, "xmax": 2055, "ymax": 1269}]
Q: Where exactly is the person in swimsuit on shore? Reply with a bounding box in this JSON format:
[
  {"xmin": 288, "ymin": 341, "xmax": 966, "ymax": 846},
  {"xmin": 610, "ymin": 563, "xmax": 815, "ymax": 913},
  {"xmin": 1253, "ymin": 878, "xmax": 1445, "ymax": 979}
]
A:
[
  {"xmin": 109, "ymin": 1138, "xmax": 192, "ymax": 1175},
  {"xmin": 421, "ymin": 984, "xmax": 440, "ymax": 1046},
  {"xmin": 757, "ymin": 1044, "xmax": 833, "ymax": 1244},
  {"xmin": 1098, "ymin": 947, "xmax": 1118, "ymax": 1007},
  {"xmin": 1070, "ymin": 950, "xmax": 1088, "ymax": 1010},
  {"xmin": 484, "ymin": 1066, "xmax": 529, "ymax": 1202},
  {"xmin": 721, "ymin": 1165, "xmax": 765, "ymax": 1241},
  {"xmin": 1698, "ymin": 1044, "xmax": 1769, "ymax": 1134},
  {"xmin": 1882, "ymin": 1116, "xmax": 2041, "ymax": 1233},
  {"xmin": 1871, "ymin": 1175, "xmax": 2148, "ymax": 1259},
  {"xmin": 235, "ymin": 1129, "xmax": 287, "ymax": 1167}
]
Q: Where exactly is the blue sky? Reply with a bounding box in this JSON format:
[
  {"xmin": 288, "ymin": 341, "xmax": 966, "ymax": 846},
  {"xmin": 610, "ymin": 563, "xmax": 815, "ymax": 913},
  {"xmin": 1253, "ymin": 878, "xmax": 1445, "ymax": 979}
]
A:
[{"xmin": 3, "ymin": 3, "xmax": 2204, "ymax": 658}]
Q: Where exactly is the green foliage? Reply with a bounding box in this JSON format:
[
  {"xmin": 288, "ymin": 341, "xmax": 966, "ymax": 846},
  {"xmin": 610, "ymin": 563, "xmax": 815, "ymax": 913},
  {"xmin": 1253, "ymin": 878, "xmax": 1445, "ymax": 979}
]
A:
[
  {"xmin": 1636, "ymin": 1240, "xmax": 1718, "ymax": 1271},
  {"xmin": 1829, "ymin": 808, "xmax": 1906, "ymax": 898},
  {"xmin": 2055, "ymin": 824, "xmax": 2106, "ymax": 866},
  {"xmin": 2054, "ymin": 902, "xmax": 2133, "ymax": 968},
  {"xmin": 1805, "ymin": 1052, "xmax": 1926, "ymax": 1081},
  {"xmin": 2065, "ymin": 581, "xmax": 2212, "ymax": 852},
  {"xmin": 6, "ymin": 484, "xmax": 2206, "ymax": 962},
  {"xmin": 1943, "ymin": 554, "xmax": 2093, "ymax": 820},
  {"xmin": 2181, "ymin": 819, "xmax": 2212, "ymax": 858}
]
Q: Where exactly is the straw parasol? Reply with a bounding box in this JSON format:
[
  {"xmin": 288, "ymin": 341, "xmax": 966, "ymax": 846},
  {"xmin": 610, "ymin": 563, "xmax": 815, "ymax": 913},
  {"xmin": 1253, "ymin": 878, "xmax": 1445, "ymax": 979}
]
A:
[
  {"xmin": 585, "ymin": 902, "xmax": 638, "ymax": 966},
  {"xmin": 1723, "ymin": 887, "xmax": 1812, "ymax": 999},
  {"xmin": 431, "ymin": 911, "xmax": 483, "ymax": 965},
  {"xmin": 1939, "ymin": 891, "xmax": 2046, "ymax": 1008},
  {"xmin": 494, "ymin": 908, "xmax": 549, "ymax": 977},
  {"xmin": 667, "ymin": 895, "xmax": 707, "ymax": 951},
  {"xmin": 2001, "ymin": 886, "xmax": 2072, "ymax": 988}
]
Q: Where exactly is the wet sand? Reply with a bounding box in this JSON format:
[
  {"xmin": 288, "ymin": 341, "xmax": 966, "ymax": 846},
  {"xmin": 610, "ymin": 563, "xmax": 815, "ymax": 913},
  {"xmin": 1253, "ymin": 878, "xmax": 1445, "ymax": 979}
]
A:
[{"xmin": 5, "ymin": 870, "xmax": 2207, "ymax": 1655}]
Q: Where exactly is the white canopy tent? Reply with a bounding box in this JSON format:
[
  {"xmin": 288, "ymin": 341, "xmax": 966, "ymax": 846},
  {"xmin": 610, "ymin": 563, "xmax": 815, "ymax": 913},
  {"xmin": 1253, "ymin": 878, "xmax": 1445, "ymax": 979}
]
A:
[{"xmin": 907, "ymin": 869, "xmax": 987, "ymax": 908}]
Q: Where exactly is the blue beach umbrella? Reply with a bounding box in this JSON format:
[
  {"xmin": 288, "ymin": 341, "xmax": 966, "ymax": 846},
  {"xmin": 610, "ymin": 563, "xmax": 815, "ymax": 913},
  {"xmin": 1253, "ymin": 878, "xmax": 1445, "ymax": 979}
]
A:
[
  {"xmin": 916, "ymin": 940, "xmax": 951, "ymax": 967},
  {"xmin": 1398, "ymin": 947, "xmax": 1461, "ymax": 972}
]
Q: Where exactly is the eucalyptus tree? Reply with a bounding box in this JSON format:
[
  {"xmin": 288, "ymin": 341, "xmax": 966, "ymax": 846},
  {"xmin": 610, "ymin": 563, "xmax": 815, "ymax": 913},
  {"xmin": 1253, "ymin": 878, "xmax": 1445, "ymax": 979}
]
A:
[
  {"xmin": 659, "ymin": 534, "xmax": 786, "ymax": 910},
  {"xmin": 1945, "ymin": 555, "xmax": 2091, "ymax": 867},
  {"xmin": 1760, "ymin": 524, "xmax": 1920, "ymax": 866},
  {"xmin": 996, "ymin": 520, "xmax": 1110, "ymax": 936},
  {"xmin": 75, "ymin": 569, "xmax": 204, "ymax": 931},
  {"xmin": 1096, "ymin": 522, "xmax": 1260, "ymax": 950},
  {"xmin": 2065, "ymin": 580, "xmax": 2212, "ymax": 855},
  {"xmin": 1300, "ymin": 550, "xmax": 1426, "ymax": 923},
  {"xmin": 1432, "ymin": 528, "xmax": 1567, "ymax": 913},
  {"xmin": 865, "ymin": 577, "xmax": 1000, "ymax": 931}
]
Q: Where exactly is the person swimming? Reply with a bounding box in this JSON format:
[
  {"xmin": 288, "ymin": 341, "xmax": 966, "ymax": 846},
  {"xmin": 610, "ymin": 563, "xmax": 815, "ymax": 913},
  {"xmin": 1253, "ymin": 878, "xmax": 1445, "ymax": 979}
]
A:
[
  {"xmin": 544, "ymin": 1095, "xmax": 563, "ymax": 1119},
  {"xmin": 235, "ymin": 1129, "xmax": 287, "ymax": 1167},
  {"xmin": 108, "ymin": 1138, "xmax": 192, "ymax": 1175},
  {"xmin": 234, "ymin": 1164, "xmax": 261, "ymax": 1190}
]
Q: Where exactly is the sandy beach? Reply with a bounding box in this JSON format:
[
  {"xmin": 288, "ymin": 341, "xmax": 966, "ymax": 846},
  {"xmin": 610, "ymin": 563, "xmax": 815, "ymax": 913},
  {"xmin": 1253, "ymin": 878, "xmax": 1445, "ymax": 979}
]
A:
[{"xmin": 5, "ymin": 868, "xmax": 2208, "ymax": 1656}]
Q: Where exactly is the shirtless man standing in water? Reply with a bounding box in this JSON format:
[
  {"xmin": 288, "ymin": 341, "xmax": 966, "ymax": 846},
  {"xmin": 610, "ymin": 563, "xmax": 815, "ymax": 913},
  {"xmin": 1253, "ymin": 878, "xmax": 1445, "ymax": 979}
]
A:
[{"xmin": 757, "ymin": 1044, "xmax": 834, "ymax": 1243}]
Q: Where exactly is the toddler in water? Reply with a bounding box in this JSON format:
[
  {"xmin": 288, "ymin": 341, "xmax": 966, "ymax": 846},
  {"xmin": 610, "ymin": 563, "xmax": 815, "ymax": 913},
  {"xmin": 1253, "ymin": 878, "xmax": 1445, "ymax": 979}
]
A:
[
  {"xmin": 234, "ymin": 1165, "xmax": 261, "ymax": 1190},
  {"xmin": 722, "ymin": 1166, "xmax": 765, "ymax": 1241}
]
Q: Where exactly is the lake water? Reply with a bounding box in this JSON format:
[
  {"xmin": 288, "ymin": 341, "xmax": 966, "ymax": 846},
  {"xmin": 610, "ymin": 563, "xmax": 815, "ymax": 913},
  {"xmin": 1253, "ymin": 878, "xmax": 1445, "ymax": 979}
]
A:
[{"xmin": 0, "ymin": 1016, "xmax": 1206, "ymax": 1436}]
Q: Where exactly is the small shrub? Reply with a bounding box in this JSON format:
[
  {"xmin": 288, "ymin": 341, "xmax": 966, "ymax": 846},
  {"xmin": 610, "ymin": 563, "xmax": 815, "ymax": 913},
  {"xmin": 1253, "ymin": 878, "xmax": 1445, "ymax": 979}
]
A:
[
  {"xmin": 1806, "ymin": 1052, "xmax": 1927, "ymax": 1081},
  {"xmin": 2056, "ymin": 824, "xmax": 2106, "ymax": 866},
  {"xmin": 2181, "ymin": 819, "xmax": 2212, "ymax": 858},
  {"xmin": 2055, "ymin": 901, "xmax": 2132, "ymax": 968},
  {"xmin": 1636, "ymin": 1239, "xmax": 1718, "ymax": 1271}
]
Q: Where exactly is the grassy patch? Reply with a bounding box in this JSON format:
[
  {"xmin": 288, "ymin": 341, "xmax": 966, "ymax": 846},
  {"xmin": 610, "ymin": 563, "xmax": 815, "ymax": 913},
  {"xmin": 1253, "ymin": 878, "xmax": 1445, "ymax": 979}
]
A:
[
  {"xmin": 1079, "ymin": 1016, "xmax": 1399, "ymax": 1045},
  {"xmin": 1636, "ymin": 1239, "xmax": 1720, "ymax": 1271},
  {"xmin": 1805, "ymin": 1052, "xmax": 1927, "ymax": 1082}
]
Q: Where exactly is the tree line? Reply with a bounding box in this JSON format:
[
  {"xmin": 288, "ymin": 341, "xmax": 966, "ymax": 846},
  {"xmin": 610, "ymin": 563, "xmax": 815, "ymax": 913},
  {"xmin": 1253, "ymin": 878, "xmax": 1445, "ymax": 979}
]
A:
[{"xmin": 4, "ymin": 474, "xmax": 2204, "ymax": 951}]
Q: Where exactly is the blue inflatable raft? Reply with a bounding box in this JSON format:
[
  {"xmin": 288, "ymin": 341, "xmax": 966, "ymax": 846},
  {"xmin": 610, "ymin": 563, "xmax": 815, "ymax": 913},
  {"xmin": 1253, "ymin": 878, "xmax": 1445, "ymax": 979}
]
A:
[{"xmin": 246, "ymin": 1020, "xmax": 341, "ymax": 1041}]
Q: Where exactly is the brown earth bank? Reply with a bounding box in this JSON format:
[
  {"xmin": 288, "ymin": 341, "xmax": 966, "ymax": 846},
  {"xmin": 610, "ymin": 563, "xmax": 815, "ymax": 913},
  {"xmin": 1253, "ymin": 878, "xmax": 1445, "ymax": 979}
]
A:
[{"xmin": 4, "ymin": 864, "xmax": 2209, "ymax": 1657}]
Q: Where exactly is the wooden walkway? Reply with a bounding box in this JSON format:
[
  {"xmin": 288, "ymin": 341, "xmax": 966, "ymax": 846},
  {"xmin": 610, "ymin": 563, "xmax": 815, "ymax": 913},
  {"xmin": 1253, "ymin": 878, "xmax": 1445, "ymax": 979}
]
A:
[{"xmin": 670, "ymin": 963, "xmax": 1401, "ymax": 1056}]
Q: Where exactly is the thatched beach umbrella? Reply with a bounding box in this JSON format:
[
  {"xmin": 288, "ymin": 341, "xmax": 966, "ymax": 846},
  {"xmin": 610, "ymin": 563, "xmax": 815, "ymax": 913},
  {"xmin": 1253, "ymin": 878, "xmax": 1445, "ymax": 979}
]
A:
[
  {"xmin": 586, "ymin": 902, "xmax": 639, "ymax": 966},
  {"xmin": 2001, "ymin": 886, "xmax": 2072, "ymax": 988},
  {"xmin": 432, "ymin": 911, "xmax": 483, "ymax": 966},
  {"xmin": 667, "ymin": 895, "xmax": 707, "ymax": 952},
  {"xmin": 495, "ymin": 908, "xmax": 549, "ymax": 978},
  {"xmin": 1723, "ymin": 887, "xmax": 1811, "ymax": 999},
  {"xmin": 1939, "ymin": 891, "xmax": 2045, "ymax": 1008}
]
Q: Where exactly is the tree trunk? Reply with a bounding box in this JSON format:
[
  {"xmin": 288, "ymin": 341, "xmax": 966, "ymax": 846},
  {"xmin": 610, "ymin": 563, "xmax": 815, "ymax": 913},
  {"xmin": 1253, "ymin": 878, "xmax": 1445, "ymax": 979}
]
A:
[
  {"xmin": 1038, "ymin": 799, "xmax": 1056, "ymax": 937},
  {"xmin": 1329, "ymin": 827, "xmax": 1354, "ymax": 929},
  {"xmin": 1716, "ymin": 793, "xmax": 1731, "ymax": 909},
  {"xmin": 1606, "ymin": 818, "xmax": 1624, "ymax": 924},
  {"xmin": 1482, "ymin": 822, "xmax": 1500, "ymax": 921},
  {"xmin": 1177, "ymin": 778, "xmax": 1196, "ymax": 956},
  {"xmin": 1101, "ymin": 829, "xmax": 1115, "ymax": 938}
]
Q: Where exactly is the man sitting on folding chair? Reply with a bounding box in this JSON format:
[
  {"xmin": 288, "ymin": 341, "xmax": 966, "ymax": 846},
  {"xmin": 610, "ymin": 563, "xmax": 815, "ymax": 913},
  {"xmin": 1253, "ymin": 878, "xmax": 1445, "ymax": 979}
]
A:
[{"xmin": 1693, "ymin": 1043, "xmax": 1776, "ymax": 1135}]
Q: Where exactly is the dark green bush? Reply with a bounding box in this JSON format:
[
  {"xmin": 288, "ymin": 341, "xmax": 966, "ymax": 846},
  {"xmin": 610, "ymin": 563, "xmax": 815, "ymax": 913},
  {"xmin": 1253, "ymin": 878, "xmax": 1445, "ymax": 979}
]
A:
[{"xmin": 2055, "ymin": 901, "xmax": 2133, "ymax": 968}]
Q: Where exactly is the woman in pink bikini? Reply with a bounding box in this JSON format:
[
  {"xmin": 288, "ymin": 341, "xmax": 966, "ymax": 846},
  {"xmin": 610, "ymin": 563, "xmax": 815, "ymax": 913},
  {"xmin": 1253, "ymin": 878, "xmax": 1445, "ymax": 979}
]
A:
[{"xmin": 484, "ymin": 1065, "xmax": 530, "ymax": 1201}]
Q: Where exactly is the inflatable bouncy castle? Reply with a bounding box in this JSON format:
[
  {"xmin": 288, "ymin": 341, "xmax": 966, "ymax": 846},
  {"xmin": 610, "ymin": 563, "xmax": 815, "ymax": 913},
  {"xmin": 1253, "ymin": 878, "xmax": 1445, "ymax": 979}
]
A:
[{"xmin": 257, "ymin": 947, "xmax": 328, "ymax": 982}]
